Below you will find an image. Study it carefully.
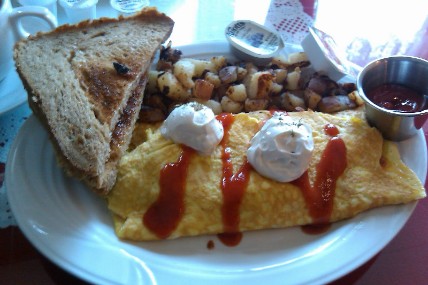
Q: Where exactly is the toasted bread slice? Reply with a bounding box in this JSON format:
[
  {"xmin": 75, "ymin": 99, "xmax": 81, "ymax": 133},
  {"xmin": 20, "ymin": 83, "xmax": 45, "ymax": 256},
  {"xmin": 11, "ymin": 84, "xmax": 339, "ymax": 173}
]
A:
[{"xmin": 14, "ymin": 8, "xmax": 174, "ymax": 194}]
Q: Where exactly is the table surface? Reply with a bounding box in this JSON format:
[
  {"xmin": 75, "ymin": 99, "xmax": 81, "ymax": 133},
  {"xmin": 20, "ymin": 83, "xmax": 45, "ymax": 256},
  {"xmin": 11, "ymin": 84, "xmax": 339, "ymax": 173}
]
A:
[{"xmin": 1, "ymin": 0, "xmax": 428, "ymax": 284}]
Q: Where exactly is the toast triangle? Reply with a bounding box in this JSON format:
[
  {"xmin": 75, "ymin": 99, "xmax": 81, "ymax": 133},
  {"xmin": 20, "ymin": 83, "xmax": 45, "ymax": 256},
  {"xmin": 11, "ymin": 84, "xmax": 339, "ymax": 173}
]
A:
[{"xmin": 14, "ymin": 7, "xmax": 174, "ymax": 194}]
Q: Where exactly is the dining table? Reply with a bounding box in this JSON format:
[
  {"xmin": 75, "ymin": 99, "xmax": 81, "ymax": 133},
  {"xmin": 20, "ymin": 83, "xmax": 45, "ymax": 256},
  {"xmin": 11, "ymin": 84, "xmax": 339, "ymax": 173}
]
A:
[{"xmin": 1, "ymin": 0, "xmax": 428, "ymax": 284}]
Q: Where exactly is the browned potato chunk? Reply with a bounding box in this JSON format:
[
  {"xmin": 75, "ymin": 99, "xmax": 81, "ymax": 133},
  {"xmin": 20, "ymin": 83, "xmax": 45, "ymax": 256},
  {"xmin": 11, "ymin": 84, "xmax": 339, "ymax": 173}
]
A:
[
  {"xmin": 286, "ymin": 67, "xmax": 301, "ymax": 90},
  {"xmin": 173, "ymin": 59, "xmax": 195, "ymax": 89},
  {"xmin": 318, "ymin": 95, "xmax": 357, "ymax": 113},
  {"xmin": 204, "ymin": 71, "xmax": 221, "ymax": 88},
  {"xmin": 247, "ymin": 71, "xmax": 274, "ymax": 99},
  {"xmin": 348, "ymin": 90, "xmax": 364, "ymax": 106},
  {"xmin": 226, "ymin": 84, "xmax": 247, "ymax": 102},
  {"xmin": 273, "ymin": 69, "xmax": 288, "ymax": 84},
  {"xmin": 244, "ymin": 98, "xmax": 269, "ymax": 112},
  {"xmin": 221, "ymin": 96, "xmax": 243, "ymax": 113},
  {"xmin": 219, "ymin": 66, "xmax": 238, "ymax": 84},
  {"xmin": 304, "ymin": 88, "xmax": 322, "ymax": 110},
  {"xmin": 157, "ymin": 71, "xmax": 190, "ymax": 101},
  {"xmin": 193, "ymin": 79, "xmax": 214, "ymax": 100},
  {"xmin": 281, "ymin": 92, "xmax": 306, "ymax": 112}
]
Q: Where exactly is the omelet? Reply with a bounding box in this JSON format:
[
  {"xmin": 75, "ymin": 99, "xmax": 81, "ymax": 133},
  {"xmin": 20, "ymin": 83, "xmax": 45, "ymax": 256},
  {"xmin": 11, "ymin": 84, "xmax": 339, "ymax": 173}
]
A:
[{"xmin": 107, "ymin": 107, "xmax": 426, "ymax": 241}]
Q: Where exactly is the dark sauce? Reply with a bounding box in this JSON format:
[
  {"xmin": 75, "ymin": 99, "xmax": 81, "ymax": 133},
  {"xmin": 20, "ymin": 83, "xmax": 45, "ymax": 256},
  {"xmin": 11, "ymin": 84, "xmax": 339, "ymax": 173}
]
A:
[
  {"xmin": 207, "ymin": 240, "xmax": 215, "ymax": 250},
  {"xmin": 217, "ymin": 232, "xmax": 243, "ymax": 247},
  {"xmin": 366, "ymin": 83, "xmax": 426, "ymax": 113},
  {"xmin": 301, "ymin": 223, "xmax": 331, "ymax": 235}
]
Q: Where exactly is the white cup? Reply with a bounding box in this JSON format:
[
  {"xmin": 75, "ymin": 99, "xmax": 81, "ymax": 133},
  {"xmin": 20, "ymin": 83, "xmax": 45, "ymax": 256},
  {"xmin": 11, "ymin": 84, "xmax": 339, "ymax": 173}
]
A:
[
  {"xmin": 110, "ymin": 0, "xmax": 149, "ymax": 15},
  {"xmin": 59, "ymin": 0, "xmax": 98, "ymax": 24},
  {"xmin": 0, "ymin": 0, "xmax": 57, "ymax": 82},
  {"xmin": 18, "ymin": 0, "xmax": 58, "ymax": 18}
]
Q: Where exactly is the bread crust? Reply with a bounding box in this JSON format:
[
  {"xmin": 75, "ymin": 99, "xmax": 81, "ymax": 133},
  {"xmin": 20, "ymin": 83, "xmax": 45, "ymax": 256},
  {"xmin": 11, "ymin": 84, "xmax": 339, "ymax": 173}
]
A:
[{"xmin": 14, "ymin": 7, "xmax": 174, "ymax": 194}]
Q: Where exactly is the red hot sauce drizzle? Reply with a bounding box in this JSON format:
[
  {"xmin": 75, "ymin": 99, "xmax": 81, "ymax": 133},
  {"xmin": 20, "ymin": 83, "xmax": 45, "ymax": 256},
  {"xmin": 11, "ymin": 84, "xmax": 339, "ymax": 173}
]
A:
[
  {"xmin": 143, "ymin": 113, "xmax": 346, "ymax": 242},
  {"xmin": 293, "ymin": 124, "xmax": 347, "ymax": 234},
  {"xmin": 216, "ymin": 113, "xmax": 252, "ymax": 247},
  {"xmin": 143, "ymin": 145, "xmax": 195, "ymax": 239},
  {"xmin": 324, "ymin": 123, "xmax": 339, "ymax": 136}
]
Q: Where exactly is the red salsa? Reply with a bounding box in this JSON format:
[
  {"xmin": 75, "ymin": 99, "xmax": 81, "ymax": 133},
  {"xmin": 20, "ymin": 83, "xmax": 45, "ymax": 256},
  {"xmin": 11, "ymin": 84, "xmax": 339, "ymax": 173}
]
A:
[{"xmin": 366, "ymin": 83, "xmax": 426, "ymax": 113}]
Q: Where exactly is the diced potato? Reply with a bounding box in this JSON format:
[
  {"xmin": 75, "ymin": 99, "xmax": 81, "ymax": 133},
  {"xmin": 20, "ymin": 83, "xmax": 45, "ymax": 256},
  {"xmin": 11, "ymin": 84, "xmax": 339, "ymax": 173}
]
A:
[
  {"xmin": 273, "ymin": 69, "xmax": 288, "ymax": 84},
  {"xmin": 204, "ymin": 72, "xmax": 221, "ymax": 88},
  {"xmin": 173, "ymin": 59, "xmax": 195, "ymax": 89},
  {"xmin": 236, "ymin": 66, "xmax": 248, "ymax": 81},
  {"xmin": 219, "ymin": 66, "xmax": 238, "ymax": 84},
  {"xmin": 195, "ymin": 99, "xmax": 222, "ymax": 115},
  {"xmin": 244, "ymin": 98, "xmax": 269, "ymax": 112},
  {"xmin": 270, "ymin": 82, "xmax": 283, "ymax": 95},
  {"xmin": 139, "ymin": 44, "xmax": 359, "ymax": 122},
  {"xmin": 147, "ymin": 70, "xmax": 161, "ymax": 94},
  {"xmin": 318, "ymin": 95, "xmax": 356, "ymax": 113},
  {"xmin": 226, "ymin": 84, "xmax": 247, "ymax": 102},
  {"xmin": 348, "ymin": 90, "xmax": 364, "ymax": 106},
  {"xmin": 221, "ymin": 96, "xmax": 243, "ymax": 113},
  {"xmin": 210, "ymin": 56, "xmax": 227, "ymax": 71},
  {"xmin": 304, "ymin": 88, "xmax": 322, "ymax": 110},
  {"xmin": 272, "ymin": 55, "xmax": 289, "ymax": 67},
  {"xmin": 281, "ymin": 92, "xmax": 306, "ymax": 112},
  {"xmin": 247, "ymin": 71, "xmax": 274, "ymax": 99},
  {"xmin": 188, "ymin": 58, "xmax": 215, "ymax": 77},
  {"xmin": 157, "ymin": 71, "xmax": 190, "ymax": 101},
  {"xmin": 288, "ymin": 52, "xmax": 308, "ymax": 64},
  {"xmin": 286, "ymin": 67, "xmax": 301, "ymax": 90},
  {"xmin": 245, "ymin": 62, "xmax": 259, "ymax": 76},
  {"xmin": 193, "ymin": 79, "xmax": 214, "ymax": 100}
]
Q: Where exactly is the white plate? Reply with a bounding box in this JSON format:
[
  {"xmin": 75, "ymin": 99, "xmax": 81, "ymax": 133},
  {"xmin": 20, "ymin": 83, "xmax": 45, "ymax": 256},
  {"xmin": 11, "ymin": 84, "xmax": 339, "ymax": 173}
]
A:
[
  {"xmin": 0, "ymin": 68, "xmax": 27, "ymax": 115},
  {"xmin": 6, "ymin": 42, "xmax": 427, "ymax": 285}
]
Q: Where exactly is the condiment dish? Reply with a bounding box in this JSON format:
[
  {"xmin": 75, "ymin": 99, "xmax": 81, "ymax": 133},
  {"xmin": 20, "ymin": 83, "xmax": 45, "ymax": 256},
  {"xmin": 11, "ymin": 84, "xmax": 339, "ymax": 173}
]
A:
[{"xmin": 357, "ymin": 56, "xmax": 428, "ymax": 141}]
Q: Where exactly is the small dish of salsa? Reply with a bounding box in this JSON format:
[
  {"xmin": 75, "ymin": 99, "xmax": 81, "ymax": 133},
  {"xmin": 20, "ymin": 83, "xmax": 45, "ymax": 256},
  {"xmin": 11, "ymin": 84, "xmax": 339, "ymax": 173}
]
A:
[
  {"xmin": 356, "ymin": 56, "xmax": 428, "ymax": 141},
  {"xmin": 366, "ymin": 83, "xmax": 427, "ymax": 113}
]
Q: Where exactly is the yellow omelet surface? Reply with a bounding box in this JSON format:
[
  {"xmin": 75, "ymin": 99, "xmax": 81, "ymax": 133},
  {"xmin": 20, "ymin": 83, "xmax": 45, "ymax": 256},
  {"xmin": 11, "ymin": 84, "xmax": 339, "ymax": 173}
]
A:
[{"xmin": 107, "ymin": 108, "xmax": 426, "ymax": 241}]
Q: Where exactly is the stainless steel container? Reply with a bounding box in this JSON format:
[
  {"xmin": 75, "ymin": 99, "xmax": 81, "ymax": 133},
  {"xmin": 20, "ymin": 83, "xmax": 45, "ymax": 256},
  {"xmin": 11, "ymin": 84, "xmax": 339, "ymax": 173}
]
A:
[{"xmin": 356, "ymin": 56, "xmax": 428, "ymax": 141}]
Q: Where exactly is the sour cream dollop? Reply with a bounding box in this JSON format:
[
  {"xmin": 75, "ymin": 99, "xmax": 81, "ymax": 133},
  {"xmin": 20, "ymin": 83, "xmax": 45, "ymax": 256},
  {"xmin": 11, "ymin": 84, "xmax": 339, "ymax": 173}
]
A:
[
  {"xmin": 160, "ymin": 102, "xmax": 224, "ymax": 155},
  {"xmin": 247, "ymin": 113, "xmax": 314, "ymax": 182}
]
